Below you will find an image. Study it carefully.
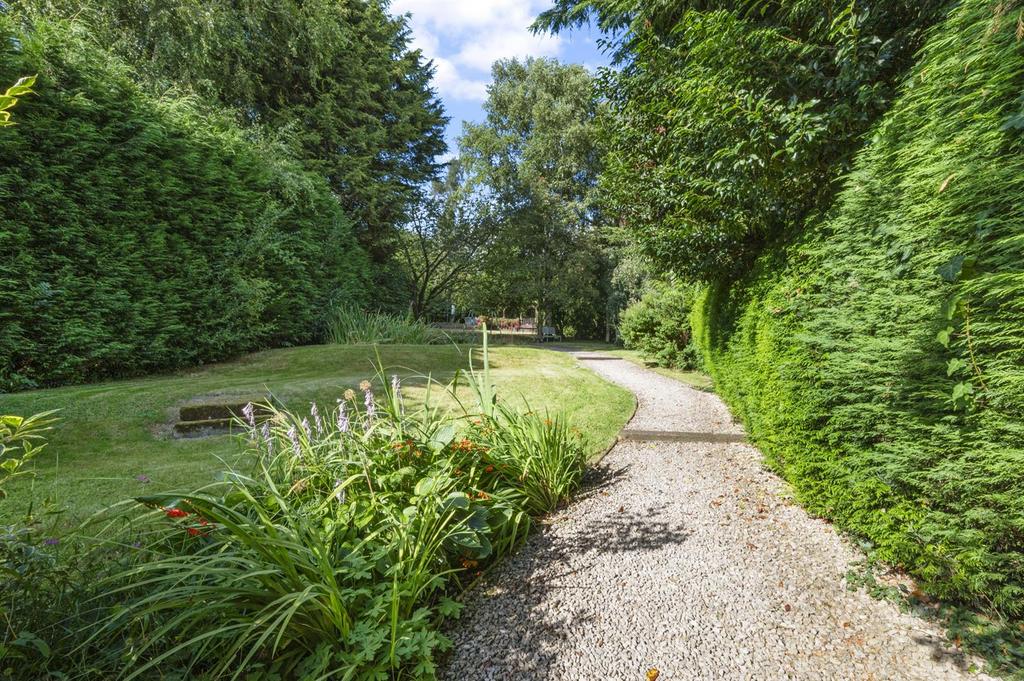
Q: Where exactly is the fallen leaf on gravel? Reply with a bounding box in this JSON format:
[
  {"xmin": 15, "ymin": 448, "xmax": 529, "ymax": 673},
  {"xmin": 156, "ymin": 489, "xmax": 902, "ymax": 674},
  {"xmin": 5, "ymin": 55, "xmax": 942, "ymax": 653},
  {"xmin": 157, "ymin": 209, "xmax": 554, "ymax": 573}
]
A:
[
  {"xmin": 618, "ymin": 505, "xmax": 625, "ymax": 513},
  {"xmin": 784, "ymin": 603, "xmax": 792, "ymax": 612},
  {"xmin": 646, "ymin": 669, "xmax": 660, "ymax": 681}
]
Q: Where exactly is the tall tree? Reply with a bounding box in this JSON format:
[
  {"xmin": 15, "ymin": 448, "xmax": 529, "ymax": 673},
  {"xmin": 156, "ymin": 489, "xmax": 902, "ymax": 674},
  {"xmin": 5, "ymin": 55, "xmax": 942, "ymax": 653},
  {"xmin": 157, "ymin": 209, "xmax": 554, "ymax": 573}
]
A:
[
  {"xmin": 459, "ymin": 57, "xmax": 607, "ymax": 335},
  {"xmin": 397, "ymin": 159, "xmax": 494, "ymax": 319},
  {"xmin": 18, "ymin": 0, "xmax": 448, "ymax": 261},
  {"xmin": 534, "ymin": 0, "xmax": 948, "ymax": 279}
]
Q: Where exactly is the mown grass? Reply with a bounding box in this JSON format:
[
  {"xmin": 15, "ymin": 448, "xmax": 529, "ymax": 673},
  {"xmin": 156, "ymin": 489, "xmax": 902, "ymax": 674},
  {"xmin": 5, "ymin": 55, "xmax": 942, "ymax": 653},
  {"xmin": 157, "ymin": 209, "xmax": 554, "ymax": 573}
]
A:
[{"xmin": 0, "ymin": 344, "xmax": 634, "ymax": 522}]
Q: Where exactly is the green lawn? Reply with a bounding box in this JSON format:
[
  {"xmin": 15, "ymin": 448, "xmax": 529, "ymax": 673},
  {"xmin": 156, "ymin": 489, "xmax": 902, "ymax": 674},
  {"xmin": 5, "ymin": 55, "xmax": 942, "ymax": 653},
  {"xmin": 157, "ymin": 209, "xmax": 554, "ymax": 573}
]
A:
[{"xmin": 0, "ymin": 344, "xmax": 634, "ymax": 523}]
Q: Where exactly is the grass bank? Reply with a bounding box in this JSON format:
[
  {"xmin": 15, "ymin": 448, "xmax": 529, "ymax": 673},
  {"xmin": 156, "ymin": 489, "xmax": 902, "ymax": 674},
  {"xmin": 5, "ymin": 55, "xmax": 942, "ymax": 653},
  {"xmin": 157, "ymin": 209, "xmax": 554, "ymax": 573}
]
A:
[{"xmin": 0, "ymin": 344, "xmax": 634, "ymax": 522}]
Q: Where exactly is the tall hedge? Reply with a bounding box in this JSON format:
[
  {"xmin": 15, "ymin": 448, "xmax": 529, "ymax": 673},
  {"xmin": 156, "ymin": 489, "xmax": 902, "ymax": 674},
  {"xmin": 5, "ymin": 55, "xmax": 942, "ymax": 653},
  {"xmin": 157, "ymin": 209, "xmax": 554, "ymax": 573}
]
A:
[
  {"xmin": 0, "ymin": 19, "xmax": 369, "ymax": 391},
  {"xmin": 694, "ymin": 0, "xmax": 1024, "ymax": 616}
]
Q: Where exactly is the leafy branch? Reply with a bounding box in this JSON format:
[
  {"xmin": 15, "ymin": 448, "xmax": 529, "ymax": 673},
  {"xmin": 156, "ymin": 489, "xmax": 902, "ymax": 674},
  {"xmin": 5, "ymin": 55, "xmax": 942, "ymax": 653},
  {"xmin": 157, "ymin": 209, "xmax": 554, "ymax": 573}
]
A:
[{"xmin": 0, "ymin": 75, "xmax": 37, "ymax": 128}]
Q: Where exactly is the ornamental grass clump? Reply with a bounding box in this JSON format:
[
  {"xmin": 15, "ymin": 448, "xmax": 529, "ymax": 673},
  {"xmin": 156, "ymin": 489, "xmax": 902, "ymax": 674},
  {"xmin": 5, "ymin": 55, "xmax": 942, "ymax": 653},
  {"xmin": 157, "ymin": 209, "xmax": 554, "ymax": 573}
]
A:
[
  {"xmin": 325, "ymin": 305, "xmax": 451, "ymax": 345},
  {"xmin": 94, "ymin": 338, "xmax": 583, "ymax": 679}
]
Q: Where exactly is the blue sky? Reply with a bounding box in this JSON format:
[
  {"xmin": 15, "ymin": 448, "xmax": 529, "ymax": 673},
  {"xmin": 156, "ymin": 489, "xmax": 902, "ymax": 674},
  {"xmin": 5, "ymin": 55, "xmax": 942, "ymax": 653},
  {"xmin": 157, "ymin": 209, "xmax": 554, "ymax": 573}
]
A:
[{"xmin": 389, "ymin": 0, "xmax": 608, "ymax": 158}]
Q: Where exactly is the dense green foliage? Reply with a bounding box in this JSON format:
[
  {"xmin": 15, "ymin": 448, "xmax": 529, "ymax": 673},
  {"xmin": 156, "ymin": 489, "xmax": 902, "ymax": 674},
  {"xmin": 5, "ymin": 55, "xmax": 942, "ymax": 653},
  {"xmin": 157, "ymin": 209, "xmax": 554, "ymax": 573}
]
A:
[
  {"xmin": 18, "ymin": 0, "xmax": 448, "ymax": 262},
  {"xmin": 693, "ymin": 0, "xmax": 1024, "ymax": 622},
  {"xmin": 458, "ymin": 58, "xmax": 611, "ymax": 337},
  {"xmin": 619, "ymin": 281, "xmax": 700, "ymax": 369},
  {"xmin": 0, "ymin": 18, "xmax": 369, "ymax": 390},
  {"xmin": 536, "ymin": 0, "xmax": 947, "ymax": 279}
]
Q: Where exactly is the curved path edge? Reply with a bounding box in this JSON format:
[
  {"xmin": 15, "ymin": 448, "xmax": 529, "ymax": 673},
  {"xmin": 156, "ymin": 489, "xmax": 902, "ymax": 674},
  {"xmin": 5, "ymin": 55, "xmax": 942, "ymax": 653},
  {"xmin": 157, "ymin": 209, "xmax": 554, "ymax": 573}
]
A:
[{"xmin": 442, "ymin": 352, "xmax": 994, "ymax": 681}]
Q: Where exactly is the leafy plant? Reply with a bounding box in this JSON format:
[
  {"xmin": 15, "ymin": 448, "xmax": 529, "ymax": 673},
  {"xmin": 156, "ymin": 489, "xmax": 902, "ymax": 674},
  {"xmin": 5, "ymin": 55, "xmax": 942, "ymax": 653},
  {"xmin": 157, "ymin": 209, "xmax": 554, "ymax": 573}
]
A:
[
  {"xmin": 0, "ymin": 411, "xmax": 57, "ymax": 497},
  {"xmin": 324, "ymin": 305, "xmax": 456, "ymax": 345},
  {"xmin": 693, "ymin": 0, "xmax": 1024, "ymax": 631},
  {"xmin": 0, "ymin": 17, "xmax": 369, "ymax": 391},
  {"xmin": 536, "ymin": 0, "xmax": 948, "ymax": 279},
  {"xmin": 0, "ymin": 75, "xmax": 35, "ymax": 128}
]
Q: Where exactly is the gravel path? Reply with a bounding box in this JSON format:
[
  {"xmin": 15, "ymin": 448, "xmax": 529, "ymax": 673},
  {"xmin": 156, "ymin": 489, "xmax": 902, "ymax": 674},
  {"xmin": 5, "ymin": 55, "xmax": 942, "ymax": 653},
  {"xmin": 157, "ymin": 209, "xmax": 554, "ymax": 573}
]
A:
[{"xmin": 442, "ymin": 354, "xmax": 994, "ymax": 680}]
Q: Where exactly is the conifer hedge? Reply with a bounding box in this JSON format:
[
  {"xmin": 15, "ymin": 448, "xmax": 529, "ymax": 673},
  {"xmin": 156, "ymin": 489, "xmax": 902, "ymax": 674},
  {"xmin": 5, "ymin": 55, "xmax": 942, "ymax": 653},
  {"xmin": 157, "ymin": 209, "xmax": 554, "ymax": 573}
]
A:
[
  {"xmin": 0, "ymin": 19, "xmax": 369, "ymax": 391},
  {"xmin": 693, "ymin": 0, "xmax": 1024, "ymax": 616}
]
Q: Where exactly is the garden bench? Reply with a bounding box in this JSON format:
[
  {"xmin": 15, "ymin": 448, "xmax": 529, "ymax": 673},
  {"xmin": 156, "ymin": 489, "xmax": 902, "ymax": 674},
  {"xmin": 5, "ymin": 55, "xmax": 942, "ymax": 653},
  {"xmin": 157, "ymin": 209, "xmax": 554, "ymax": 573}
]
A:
[{"xmin": 541, "ymin": 326, "xmax": 561, "ymax": 342}]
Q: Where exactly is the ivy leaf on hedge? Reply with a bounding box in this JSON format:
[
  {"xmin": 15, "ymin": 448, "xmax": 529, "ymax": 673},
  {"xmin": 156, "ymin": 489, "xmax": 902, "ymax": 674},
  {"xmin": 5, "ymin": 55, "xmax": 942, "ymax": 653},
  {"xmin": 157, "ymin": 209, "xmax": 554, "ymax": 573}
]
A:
[
  {"xmin": 951, "ymin": 381, "xmax": 974, "ymax": 405},
  {"xmin": 936, "ymin": 254, "xmax": 966, "ymax": 282},
  {"xmin": 936, "ymin": 326, "xmax": 954, "ymax": 348}
]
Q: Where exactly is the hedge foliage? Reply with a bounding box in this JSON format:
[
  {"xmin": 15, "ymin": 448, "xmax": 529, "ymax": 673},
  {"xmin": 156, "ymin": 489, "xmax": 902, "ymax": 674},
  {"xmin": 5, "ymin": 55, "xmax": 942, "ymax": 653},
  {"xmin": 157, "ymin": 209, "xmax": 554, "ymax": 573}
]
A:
[
  {"xmin": 694, "ymin": 0, "xmax": 1024, "ymax": 617},
  {"xmin": 0, "ymin": 19, "xmax": 369, "ymax": 390}
]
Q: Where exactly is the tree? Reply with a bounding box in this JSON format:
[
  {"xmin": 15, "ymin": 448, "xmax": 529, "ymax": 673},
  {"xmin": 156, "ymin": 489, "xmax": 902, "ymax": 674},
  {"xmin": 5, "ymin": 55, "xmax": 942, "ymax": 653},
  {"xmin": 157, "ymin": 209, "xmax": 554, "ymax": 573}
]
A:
[
  {"xmin": 18, "ymin": 0, "xmax": 448, "ymax": 262},
  {"xmin": 535, "ymin": 0, "xmax": 949, "ymax": 280},
  {"xmin": 397, "ymin": 160, "xmax": 494, "ymax": 319},
  {"xmin": 458, "ymin": 57, "xmax": 607, "ymax": 335}
]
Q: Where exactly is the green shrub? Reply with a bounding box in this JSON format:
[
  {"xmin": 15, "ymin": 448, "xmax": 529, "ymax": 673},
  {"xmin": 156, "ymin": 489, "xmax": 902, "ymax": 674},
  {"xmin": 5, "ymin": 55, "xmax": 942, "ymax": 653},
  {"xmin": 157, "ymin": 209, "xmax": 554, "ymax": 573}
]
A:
[
  {"xmin": 0, "ymin": 18, "xmax": 369, "ymax": 391},
  {"xmin": 694, "ymin": 0, "xmax": 1024, "ymax": 625},
  {"xmin": 325, "ymin": 305, "xmax": 445, "ymax": 345},
  {"xmin": 619, "ymin": 282, "xmax": 700, "ymax": 369},
  {"xmin": 325, "ymin": 306, "xmax": 475, "ymax": 346}
]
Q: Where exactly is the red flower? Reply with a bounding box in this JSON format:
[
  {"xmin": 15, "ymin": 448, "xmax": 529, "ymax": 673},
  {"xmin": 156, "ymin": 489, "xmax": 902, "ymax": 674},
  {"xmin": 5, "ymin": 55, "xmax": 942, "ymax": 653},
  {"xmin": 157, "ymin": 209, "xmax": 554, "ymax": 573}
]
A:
[
  {"xmin": 164, "ymin": 508, "xmax": 188, "ymax": 519},
  {"xmin": 485, "ymin": 465, "xmax": 494, "ymax": 473},
  {"xmin": 187, "ymin": 527, "xmax": 201, "ymax": 536}
]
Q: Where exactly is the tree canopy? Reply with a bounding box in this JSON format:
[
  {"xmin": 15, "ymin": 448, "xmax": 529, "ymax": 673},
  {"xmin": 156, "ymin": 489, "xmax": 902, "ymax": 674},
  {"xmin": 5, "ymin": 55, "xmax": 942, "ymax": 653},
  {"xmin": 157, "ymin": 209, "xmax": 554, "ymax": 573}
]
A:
[
  {"xmin": 18, "ymin": 0, "xmax": 448, "ymax": 261},
  {"xmin": 458, "ymin": 57, "xmax": 608, "ymax": 335},
  {"xmin": 536, "ymin": 0, "xmax": 948, "ymax": 279}
]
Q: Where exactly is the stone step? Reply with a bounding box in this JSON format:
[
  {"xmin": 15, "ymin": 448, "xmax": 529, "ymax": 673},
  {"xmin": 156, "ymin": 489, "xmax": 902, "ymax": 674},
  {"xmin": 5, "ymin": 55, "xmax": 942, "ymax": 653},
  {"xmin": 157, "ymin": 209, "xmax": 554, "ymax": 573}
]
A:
[
  {"xmin": 618, "ymin": 429, "xmax": 746, "ymax": 444},
  {"xmin": 179, "ymin": 401, "xmax": 272, "ymax": 423},
  {"xmin": 173, "ymin": 418, "xmax": 236, "ymax": 438}
]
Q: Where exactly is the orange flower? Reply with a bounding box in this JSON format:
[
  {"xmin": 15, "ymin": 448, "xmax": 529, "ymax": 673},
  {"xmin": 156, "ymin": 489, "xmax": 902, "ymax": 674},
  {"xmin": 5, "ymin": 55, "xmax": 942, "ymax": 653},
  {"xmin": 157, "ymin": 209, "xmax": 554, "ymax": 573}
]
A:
[{"xmin": 484, "ymin": 465, "xmax": 494, "ymax": 473}]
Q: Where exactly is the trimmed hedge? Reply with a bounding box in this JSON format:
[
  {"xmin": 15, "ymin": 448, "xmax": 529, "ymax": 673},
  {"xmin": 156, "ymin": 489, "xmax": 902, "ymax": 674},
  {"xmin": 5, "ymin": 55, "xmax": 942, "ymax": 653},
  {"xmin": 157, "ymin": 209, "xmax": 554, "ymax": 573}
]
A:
[
  {"xmin": 0, "ymin": 19, "xmax": 369, "ymax": 390},
  {"xmin": 694, "ymin": 0, "xmax": 1024, "ymax": 617}
]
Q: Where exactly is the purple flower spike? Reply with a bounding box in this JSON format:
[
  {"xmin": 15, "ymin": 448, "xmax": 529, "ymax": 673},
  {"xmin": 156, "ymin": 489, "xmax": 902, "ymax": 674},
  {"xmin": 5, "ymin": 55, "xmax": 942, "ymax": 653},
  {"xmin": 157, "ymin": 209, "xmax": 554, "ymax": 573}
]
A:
[
  {"xmin": 301, "ymin": 417, "xmax": 312, "ymax": 439},
  {"xmin": 43, "ymin": 537, "xmax": 60, "ymax": 546},
  {"xmin": 391, "ymin": 374, "xmax": 404, "ymax": 414},
  {"xmin": 311, "ymin": 403, "xmax": 323, "ymax": 435},
  {"xmin": 364, "ymin": 389, "xmax": 376, "ymax": 422},
  {"xmin": 336, "ymin": 401, "xmax": 350, "ymax": 433},
  {"xmin": 242, "ymin": 402, "xmax": 256, "ymax": 429},
  {"xmin": 135, "ymin": 474, "xmax": 151, "ymax": 484},
  {"xmin": 287, "ymin": 425, "xmax": 301, "ymax": 458}
]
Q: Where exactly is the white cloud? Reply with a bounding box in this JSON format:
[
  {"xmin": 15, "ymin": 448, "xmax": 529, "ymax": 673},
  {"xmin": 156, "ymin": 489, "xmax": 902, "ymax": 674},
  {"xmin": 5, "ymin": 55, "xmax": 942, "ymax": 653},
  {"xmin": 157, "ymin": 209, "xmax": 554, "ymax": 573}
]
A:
[{"xmin": 391, "ymin": 0, "xmax": 563, "ymax": 102}]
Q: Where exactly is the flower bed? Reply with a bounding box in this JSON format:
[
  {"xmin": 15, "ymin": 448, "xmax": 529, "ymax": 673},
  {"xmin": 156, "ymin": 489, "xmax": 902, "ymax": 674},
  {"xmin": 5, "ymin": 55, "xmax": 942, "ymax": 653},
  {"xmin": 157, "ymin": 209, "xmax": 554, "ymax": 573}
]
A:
[{"xmin": 64, "ymin": 339, "xmax": 588, "ymax": 679}]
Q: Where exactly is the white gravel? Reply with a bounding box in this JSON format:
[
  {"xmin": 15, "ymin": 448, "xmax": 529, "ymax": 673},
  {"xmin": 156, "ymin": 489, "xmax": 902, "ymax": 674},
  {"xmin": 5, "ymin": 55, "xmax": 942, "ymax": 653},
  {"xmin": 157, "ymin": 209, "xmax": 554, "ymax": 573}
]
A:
[{"xmin": 441, "ymin": 354, "xmax": 994, "ymax": 680}]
